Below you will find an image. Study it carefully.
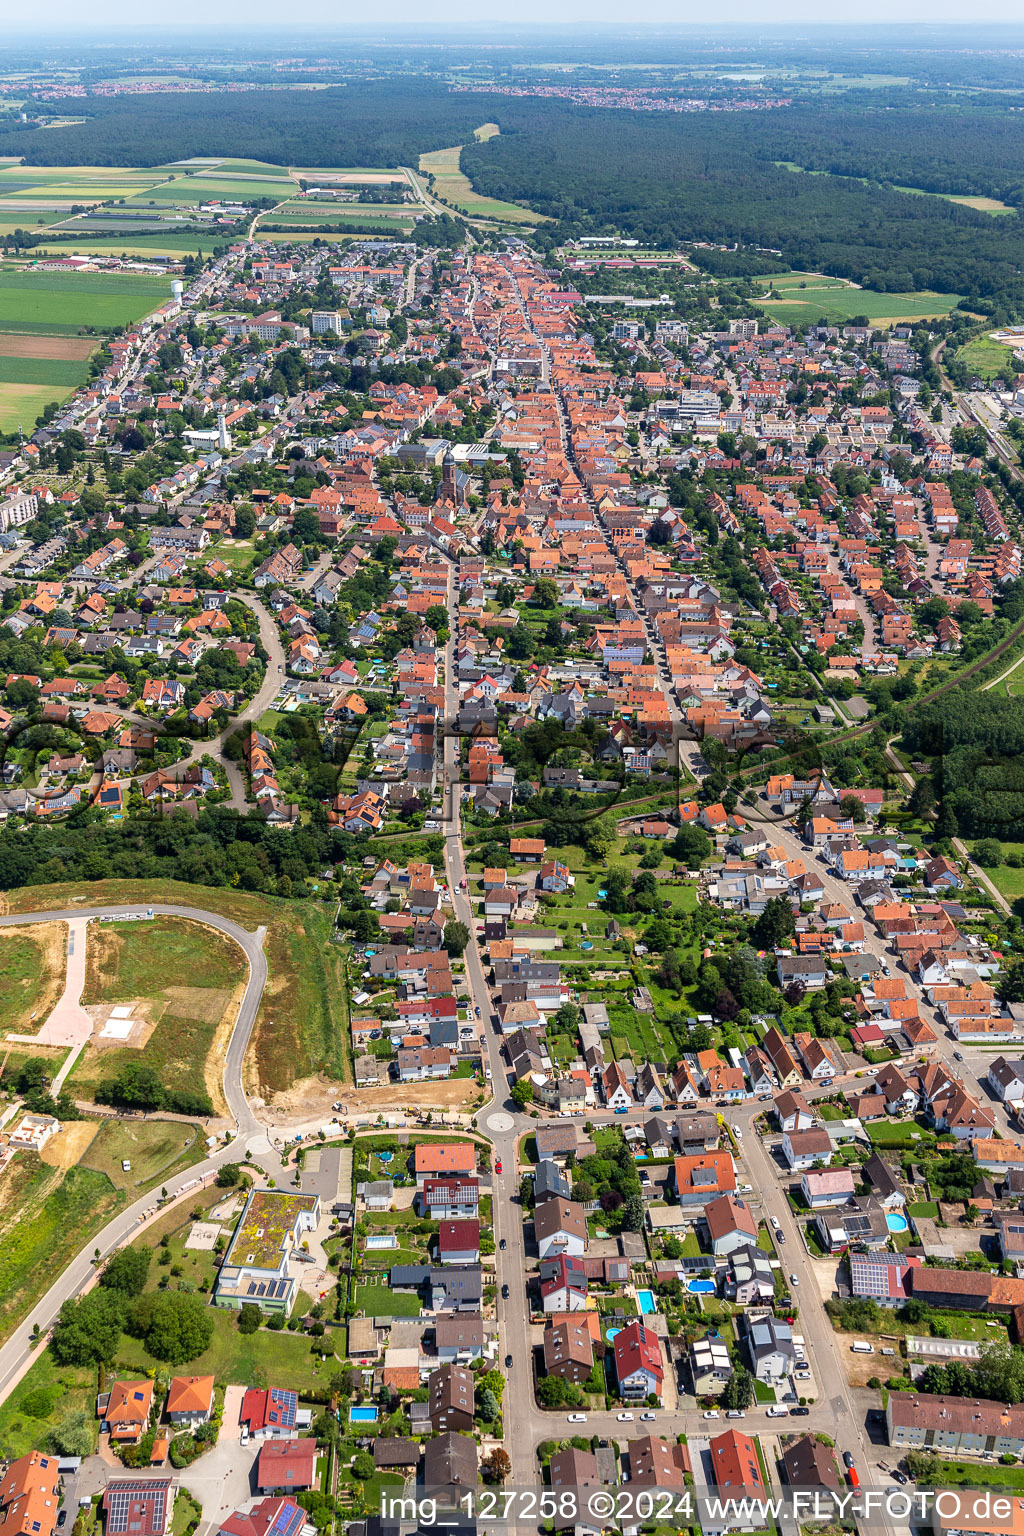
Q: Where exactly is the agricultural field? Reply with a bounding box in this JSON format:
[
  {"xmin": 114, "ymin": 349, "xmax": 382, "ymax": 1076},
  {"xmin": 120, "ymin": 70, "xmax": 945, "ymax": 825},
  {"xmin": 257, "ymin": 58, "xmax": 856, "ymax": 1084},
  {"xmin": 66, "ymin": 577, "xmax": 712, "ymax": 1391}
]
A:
[
  {"xmin": 0, "ymin": 382, "xmax": 76, "ymax": 431},
  {"xmin": 419, "ymin": 137, "xmax": 544, "ymax": 225},
  {"xmin": 0, "ymin": 266, "xmax": 171, "ymax": 333},
  {"xmin": 0, "ymin": 922, "xmax": 65, "ymax": 1036},
  {"xmin": 0, "ymin": 264, "xmax": 168, "ymax": 423},
  {"xmin": 0, "ymin": 165, "xmax": 170, "ymax": 206},
  {"xmin": 73, "ymin": 914, "xmax": 248, "ymax": 1114},
  {"xmin": 20, "ymin": 233, "xmax": 213, "ymax": 259},
  {"xmin": 752, "ymin": 274, "xmax": 962, "ymax": 327}
]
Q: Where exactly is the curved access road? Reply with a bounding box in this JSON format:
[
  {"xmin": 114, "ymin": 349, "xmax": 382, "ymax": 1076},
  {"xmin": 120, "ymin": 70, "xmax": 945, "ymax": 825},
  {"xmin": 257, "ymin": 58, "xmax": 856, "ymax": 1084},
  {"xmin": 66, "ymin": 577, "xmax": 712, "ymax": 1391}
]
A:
[{"xmin": 0, "ymin": 903, "xmax": 270, "ymax": 1406}]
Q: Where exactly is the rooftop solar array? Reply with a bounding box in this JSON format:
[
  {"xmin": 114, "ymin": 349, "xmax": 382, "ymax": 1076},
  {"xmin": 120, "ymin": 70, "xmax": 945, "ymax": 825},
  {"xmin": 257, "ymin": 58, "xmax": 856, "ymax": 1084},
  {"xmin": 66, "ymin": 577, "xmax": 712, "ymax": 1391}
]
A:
[{"xmin": 104, "ymin": 1483, "xmax": 170, "ymax": 1535}]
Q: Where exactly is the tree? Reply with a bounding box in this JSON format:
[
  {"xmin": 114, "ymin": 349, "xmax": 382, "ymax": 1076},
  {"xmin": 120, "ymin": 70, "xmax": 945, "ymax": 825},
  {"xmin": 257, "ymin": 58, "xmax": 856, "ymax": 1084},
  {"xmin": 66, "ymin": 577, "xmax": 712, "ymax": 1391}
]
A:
[
  {"xmin": 621, "ymin": 1194, "xmax": 645, "ymax": 1232},
  {"xmin": 51, "ymin": 1290, "xmax": 124, "ymax": 1366},
  {"xmin": 721, "ymin": 1367, "xmax": 755, "ymax": 1411},
  {"xmin": 443, "ymin": 920, "xmax": 470, "ymax": 957},
  {"xmin": 511, "ymin": 1078, "xmax": 534, "ymax": 1109},
  {"xmin": 553, "ymin": 1001, "xmax": 581, "ymax": 1032},
  {"xmin": 237, "ymin": 1303, "xmax": 262, "ymax": 1335},
  {"xmin": 753, "ymin": 895, "xmax": 796, "ymax": 951},
  {"xmin": 974, "ymin": 839, "xmax": 1003, "ymax": 868},
  {"xmin": 134, "ymin": 1291, "xmax": 214, "ymax": 1365},
  {"xmin": 48, "ymin": 1408, "xmax": 94, "ymax": 1458},
  {"xmin": 536, "ymin": 1375, "xmax": 568, "ymax": 1407},
  {"xmin": 233, "ymin": 504, "xmax": 256, "ymax": 537},
  {"xmin": 671, "ymin": 823, "xmax": 711, "ymax": 866},
  {"xmin": 352, "ymin": 1452, "xmax": 375, "ymax": 1480},
  {"xmin": 100, "ymin": 1246, "xmax": 151, "ymax": 1298},
  {"xmin": 482, "ymin": 1449, "xmax": 512, "ymax": 1483},
  {"xmin": 839, "ymin": 793, "xmax": 864, "ymax": 823},
  {"xmin": 531, "ymin": 576, "xmax": 559, "ymax": 609},
  {"xmin": 476, "ymin": 1387, "xmax": 500, "ymax": 1421},
  {"xmin": 216, "ymin": 1162, "xmax": 243, "ymax": 1188}
]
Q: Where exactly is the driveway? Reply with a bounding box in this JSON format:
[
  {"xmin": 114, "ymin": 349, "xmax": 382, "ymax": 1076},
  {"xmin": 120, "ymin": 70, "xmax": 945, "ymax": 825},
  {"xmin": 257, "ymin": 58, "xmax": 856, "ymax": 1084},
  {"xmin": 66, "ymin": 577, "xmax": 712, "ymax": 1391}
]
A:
[
  {"xmin": 180, "ymin": 1435, "xmax": 258, "ymax": 1531},
  {"xmin": 221, "ymin": 1383, "xmax": 246, "ymax": 1440}
]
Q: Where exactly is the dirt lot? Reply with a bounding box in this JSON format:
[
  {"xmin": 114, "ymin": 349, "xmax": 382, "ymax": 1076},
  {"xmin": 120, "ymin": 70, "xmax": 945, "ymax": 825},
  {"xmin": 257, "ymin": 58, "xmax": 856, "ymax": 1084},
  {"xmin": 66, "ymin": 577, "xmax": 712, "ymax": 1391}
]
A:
[
  {"xmin": 0, "ymin": 922, "xmax": 66, "ymax": 1035},
  {"xmin": 39, "ymin": 1120, "xmax": 100, "ymax": 1173},
  {"xmin": 262, "ymin": 1072, "xmax": 486, "ymax": 1125},
  {"xmin": 0, "ymin": 332, "xmax": 96, "ymax": 359}
]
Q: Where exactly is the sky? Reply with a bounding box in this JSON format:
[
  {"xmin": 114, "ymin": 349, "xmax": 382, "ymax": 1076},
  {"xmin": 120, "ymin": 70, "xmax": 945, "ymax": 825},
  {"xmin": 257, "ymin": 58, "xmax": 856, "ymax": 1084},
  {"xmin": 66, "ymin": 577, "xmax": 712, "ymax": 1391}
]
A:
[{"xmin": 8, "ymin": 8, "xmax": 1024, "ymax": 30}]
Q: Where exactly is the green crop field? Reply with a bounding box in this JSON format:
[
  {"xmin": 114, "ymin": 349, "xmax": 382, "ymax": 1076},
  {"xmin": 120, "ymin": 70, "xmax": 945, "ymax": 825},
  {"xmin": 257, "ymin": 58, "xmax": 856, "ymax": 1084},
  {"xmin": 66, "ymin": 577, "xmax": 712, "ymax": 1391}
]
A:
[
  {"xmin": 0, "ymin": 355, "xmax": 88, "ymax": 386},
  {"xmin": 754, "ymin": 284, "xmax": 962, "ymax": 327},
  {"xmin": 0, "ymin": 267, "xmax": 171, "ymax": 334},
  {"xmin": 0, "ymin": 382, "xmax": 75, "ymax": 430},
  {"xmin": 24, "ymin": 234, "xmax": 212, "ymax": 258}
]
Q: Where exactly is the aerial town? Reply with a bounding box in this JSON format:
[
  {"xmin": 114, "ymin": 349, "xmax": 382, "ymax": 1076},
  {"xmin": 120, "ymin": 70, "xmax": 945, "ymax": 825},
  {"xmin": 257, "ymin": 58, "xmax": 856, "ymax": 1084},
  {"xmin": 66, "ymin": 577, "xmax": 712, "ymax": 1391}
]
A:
[{"xmin": 1, "ymin": 91, "xmax": 1024, "ymax": 1536}]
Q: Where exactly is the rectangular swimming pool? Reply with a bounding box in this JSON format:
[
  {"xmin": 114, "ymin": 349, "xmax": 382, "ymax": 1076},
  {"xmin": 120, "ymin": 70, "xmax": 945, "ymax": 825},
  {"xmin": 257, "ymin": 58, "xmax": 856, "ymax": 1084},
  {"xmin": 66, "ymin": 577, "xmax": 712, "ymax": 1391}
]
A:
[
  {"xmin": 349, "ymin": 1406, "xmax": 379, "ymax": 1423},
  {"xmin": 637, "ymin": 1289, "xmax": 656, "ymax": 1314}
]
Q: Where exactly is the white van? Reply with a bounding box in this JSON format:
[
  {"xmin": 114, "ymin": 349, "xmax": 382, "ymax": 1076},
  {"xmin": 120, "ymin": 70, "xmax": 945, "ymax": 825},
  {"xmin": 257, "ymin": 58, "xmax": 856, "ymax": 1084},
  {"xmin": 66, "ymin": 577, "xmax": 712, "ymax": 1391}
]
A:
[{"xmin": 851, "ymin": 1341, "xmax": 874, "ymax": 1354}]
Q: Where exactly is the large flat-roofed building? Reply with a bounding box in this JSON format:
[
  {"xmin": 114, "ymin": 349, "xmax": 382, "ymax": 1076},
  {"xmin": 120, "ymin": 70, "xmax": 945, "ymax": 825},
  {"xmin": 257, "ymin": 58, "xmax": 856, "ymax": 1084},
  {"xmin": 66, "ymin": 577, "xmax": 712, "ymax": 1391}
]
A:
[
  {"xmin": 887, "ymin": 1393, "xmax": 1024, "ymax": 1456},
  {"xmin": 214, "ymin": 1189, "xmax": 320, "ymax": 1314}
]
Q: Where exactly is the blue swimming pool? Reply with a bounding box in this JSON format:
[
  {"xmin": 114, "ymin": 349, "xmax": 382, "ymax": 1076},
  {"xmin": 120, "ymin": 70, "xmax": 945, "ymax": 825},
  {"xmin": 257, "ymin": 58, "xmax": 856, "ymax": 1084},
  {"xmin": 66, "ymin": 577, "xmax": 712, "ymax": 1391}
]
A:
[
  {"xmin": 637, "ymin": 1289, "xmax": 656, "ymax": 1315},
  {"xmin": 349, "ymin": 1407, "xmax": 378, "ymax": 1423},
  {"xmin": 606, "ymin": 1327, "xmax": 621, "ymax": 1341},
  {"xmin": 688, "ymin": 1280, "xmax": 717, "ymax": 1295},
  {"xmin": 886, "ymin": 1213, "xmax": 908, "ymax": 1233}
]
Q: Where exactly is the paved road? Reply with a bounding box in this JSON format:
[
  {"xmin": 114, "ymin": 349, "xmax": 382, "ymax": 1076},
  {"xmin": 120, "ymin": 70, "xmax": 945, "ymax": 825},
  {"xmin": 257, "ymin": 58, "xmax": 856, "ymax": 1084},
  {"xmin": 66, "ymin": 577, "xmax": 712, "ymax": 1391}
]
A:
[{"xmin": 0, "ymin": 903, "xmax": 270, "ymax": 1406}]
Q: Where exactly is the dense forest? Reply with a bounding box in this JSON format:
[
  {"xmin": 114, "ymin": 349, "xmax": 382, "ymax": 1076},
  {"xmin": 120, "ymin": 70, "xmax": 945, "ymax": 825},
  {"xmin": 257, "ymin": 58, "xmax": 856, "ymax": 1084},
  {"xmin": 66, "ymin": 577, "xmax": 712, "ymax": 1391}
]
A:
[
  {"xmin": 7, "ymin": 77, "xmax": 1024, "ymax": 317},
  {"xmin": 900, "ymin": 691, "xmax": 1024, "ymax": 839},
  {"xmin": 0, "ymin": 83, "xmax": 509, "ymax": 170},
  {"xmin": 463, "ymin": 100, "xmax": 1024, "ymax": 315}
]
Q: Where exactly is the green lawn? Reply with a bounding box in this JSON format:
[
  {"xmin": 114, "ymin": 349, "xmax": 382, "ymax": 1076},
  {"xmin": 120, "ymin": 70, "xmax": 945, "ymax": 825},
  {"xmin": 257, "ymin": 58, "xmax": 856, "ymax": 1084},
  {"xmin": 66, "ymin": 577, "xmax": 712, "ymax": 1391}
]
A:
[
  {"xmin": 0, "ymin": 926, "xmax": 63, "ymax": 1036},
  {"xmin": 913, "ymin": 1458, "xmax": 1024, "ymax": 1489},
  {"xmin": 116, "ymin": 1308, "xmax": 339, "ymax": 1392},
  {"xmin": 352, "ymin": 1282, "xmax": 421, "ymax": 1317},
  {"xmin": 866, "ymin": 1120, "xmax": 935, "ymax": 1149},
  {"xmin": 956, "ymin": 334, "xmax": 1018, "ymax": 383}
]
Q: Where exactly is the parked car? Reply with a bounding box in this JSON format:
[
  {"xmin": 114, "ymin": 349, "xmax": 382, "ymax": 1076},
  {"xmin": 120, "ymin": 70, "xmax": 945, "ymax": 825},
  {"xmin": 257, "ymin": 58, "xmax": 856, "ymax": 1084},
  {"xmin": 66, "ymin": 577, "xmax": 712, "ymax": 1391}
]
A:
[
  {"xmin": 567, "ymin": 1414, "xmax": 588, "ymax": 1424},
  {"xmin": 505, "ymin": 1354, "xmax": 513, "ymax": 1368},
  {"xmin": 495, "ymin": 1159, "xmax": 503, "ymax": 1174},
  {"xmin": 843, "ymin": 1452, "xmax": 855, "ymax": 1470},
  {"xmin": 726, "ymin": 1410, "xmax": 745, "ymax": 1419},
  {"xmin": 789, "ymin": 1274, "xmax": 799, "ymax": 1285},
  {"xmin": 791, "ymin": 1407, "xmax": 810, "ymax": 1417},
  {"xmin": 617, "ymin": 1413, "xmax": 634, "ymax": 1422},
  {"xmin": 499, "ymin": 1238, "xmax": 507, "ymax": 1250},
  {"xmin": 640, "ymin": 1412, "xmax": 657, "ymax": 1421},
  {"xmin": 501, "ymin": 1284, "xmax": 510, "ymax": 1299},
  {"xmin": 702, "ymin": 1410, "xmax": 720, "ymax": 1420}
]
